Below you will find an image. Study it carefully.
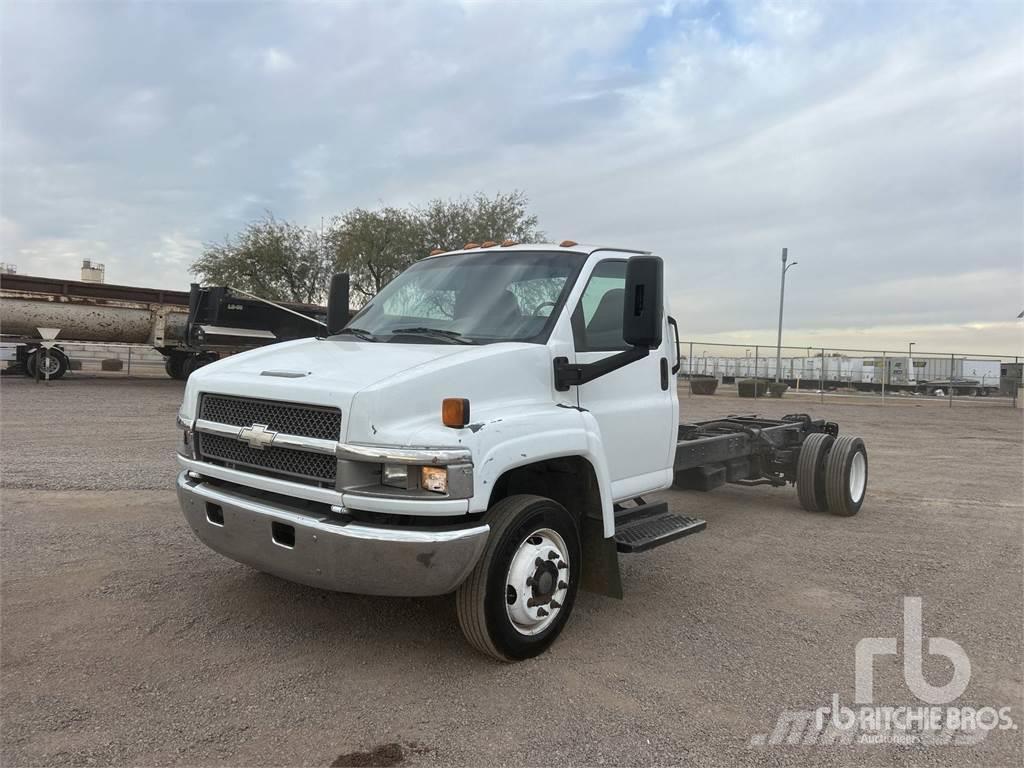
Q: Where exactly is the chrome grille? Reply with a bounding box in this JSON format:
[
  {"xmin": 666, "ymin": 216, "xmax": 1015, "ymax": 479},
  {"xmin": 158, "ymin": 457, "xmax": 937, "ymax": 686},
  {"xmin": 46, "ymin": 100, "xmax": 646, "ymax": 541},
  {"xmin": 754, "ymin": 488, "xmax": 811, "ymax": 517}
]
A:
[
  {"xmin": 199, "ymin": 394, "xmax": 341, "ymax": 441},
  {"xmin": 197, "ymin": 433, "xmax": 337, "ymax": 487}
]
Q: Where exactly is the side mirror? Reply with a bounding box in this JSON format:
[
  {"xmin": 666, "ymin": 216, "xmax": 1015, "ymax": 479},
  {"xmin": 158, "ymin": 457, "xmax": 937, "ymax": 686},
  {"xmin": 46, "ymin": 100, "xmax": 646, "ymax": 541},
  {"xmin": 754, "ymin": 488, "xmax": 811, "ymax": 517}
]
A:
[
  {"xmin": 622, "ymin": 255, "xmax": 663, "ymax": 348},
  {"xmin": 326, "ymin": 273, "xmax": 350, "ymax": 335}
]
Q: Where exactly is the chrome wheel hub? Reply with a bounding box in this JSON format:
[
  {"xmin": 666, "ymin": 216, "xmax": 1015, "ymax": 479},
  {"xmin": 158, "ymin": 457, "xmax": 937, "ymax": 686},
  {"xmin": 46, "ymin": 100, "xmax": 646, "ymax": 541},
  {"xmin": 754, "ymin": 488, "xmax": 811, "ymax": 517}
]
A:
[
  {"xmin": 849, "ymin": 451, "xmax": 866, "ymax": 503},
  {"xmin": 37, "ymin": 354, "xmax": 60, "ymax": 375},
  {"xmin": 505, "ymin": 528, "xmax": 569, "ymax": 636}
]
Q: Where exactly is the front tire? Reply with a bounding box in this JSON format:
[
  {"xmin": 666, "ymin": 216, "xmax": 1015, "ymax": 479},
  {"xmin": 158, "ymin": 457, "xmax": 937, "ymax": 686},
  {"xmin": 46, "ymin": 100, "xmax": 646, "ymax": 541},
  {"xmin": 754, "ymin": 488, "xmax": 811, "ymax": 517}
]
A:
[{"xmin": 456, "ymin": 495, "xmax": 581, "ymax": 662}]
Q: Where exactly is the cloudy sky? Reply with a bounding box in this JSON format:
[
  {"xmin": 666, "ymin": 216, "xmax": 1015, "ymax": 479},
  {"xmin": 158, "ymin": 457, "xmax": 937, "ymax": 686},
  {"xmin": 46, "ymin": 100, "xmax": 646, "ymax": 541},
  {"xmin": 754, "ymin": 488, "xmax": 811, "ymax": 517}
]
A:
[{"xmin": 2, "ymin": 0, "xmax": 1022, "ymax": 354}]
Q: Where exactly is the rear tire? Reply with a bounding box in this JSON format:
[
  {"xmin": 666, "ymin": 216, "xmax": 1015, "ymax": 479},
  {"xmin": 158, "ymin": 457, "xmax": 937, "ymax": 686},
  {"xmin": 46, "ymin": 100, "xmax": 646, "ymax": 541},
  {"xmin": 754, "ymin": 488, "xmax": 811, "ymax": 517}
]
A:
[
  {"xmin": 456, "ymin": 495, "xmax": 581, "ymax": 662},
  {"xmin": 824, "ymin": 436, "xmax": 868, "ymax": 516},
  {"xmin": 797, "ymin": 433, "xmax": 833, "ymax": 512},
  {"xmin": 181, "ymin": 353, "xmax": 217, "ymax": 380},
  {"xmin": 25, "ymin": 348, "xmax": 69, "ymax": 380},
  {"xmin": 165, "ymin": 354, "xmax": 187, "ymax": 380}
]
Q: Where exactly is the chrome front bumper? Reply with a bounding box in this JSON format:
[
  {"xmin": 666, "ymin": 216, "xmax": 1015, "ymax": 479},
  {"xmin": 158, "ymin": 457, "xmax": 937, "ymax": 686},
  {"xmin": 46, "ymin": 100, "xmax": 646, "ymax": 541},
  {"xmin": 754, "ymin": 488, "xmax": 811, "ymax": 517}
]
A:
[{"xmin": 176, "ymin": 471, "xmax": 489, "ymax": 597}]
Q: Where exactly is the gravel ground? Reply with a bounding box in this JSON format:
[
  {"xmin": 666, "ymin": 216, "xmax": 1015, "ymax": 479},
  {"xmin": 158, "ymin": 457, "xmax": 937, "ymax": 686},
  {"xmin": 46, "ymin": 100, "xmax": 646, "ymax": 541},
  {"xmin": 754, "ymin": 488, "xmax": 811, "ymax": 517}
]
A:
[{"xmin": 1, "ymin": 377, "xmax": 1021, "ymax": 767}]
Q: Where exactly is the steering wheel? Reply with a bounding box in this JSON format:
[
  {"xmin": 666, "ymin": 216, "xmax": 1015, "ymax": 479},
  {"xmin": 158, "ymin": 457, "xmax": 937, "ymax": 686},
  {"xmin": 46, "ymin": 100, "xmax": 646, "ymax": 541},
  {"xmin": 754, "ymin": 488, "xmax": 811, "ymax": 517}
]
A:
[{"xmin": 533, "ymin": 300, "xmax": 558, "ymax": 317}]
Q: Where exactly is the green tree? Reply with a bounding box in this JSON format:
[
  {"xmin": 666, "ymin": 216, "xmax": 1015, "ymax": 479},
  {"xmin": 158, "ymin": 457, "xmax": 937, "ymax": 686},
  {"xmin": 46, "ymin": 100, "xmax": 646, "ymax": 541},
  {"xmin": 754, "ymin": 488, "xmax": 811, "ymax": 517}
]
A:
[
  {"xmin": 330, "ymin": 191, "xmax": 545, "ymax": 305},
  {"xmin": 327, "ymin": 206, "xmax": 422, "ymax": 304},
  {"xmin": 190, "ymin": 213, "xmax": 331, "ymax": 304},
  {"xmin": 193, "ymin": 192, "xmax": 545, "ymax": 308},
  {"xmin": 416, "ymin": 190, "xmax": 544, "ymax": 252}
]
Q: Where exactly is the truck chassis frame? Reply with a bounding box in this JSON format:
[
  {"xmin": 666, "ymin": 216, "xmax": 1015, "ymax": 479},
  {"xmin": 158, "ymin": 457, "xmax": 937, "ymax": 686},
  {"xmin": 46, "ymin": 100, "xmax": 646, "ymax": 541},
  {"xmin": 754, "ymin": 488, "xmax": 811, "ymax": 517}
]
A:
[{"xmin": 673, "ymin": 413, "xmax": 837, "ymax": 492}]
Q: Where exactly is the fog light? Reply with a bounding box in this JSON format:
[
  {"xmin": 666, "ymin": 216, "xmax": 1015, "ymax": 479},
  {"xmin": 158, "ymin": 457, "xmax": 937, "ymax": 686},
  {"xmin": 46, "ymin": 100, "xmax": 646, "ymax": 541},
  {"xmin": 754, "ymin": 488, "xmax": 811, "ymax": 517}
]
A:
[
  {"xmin": 382, "ymin": 463, "xmax": 410, "ymax": 489},
  {"xmin": 420, "ymin": 466, "xmax": 448, "ymax": 494}
]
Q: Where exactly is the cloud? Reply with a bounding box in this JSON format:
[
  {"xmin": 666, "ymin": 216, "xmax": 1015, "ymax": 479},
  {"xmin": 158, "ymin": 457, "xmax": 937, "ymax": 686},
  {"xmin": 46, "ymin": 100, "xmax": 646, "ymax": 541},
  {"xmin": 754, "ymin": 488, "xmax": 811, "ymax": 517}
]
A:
[
  {"xmin": 0, "ymin": 0, "xmax": 1021, "ymax": 353},
  {"xmin": 261, "ymin": 47, "xmax": 295, "ymax": 73}
]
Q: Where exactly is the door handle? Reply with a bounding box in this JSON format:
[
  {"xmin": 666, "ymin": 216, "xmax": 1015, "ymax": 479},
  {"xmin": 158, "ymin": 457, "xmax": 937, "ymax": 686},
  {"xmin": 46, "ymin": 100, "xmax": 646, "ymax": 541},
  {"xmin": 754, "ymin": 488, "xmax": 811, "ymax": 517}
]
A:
[{"xmin": 667, "ymin": 316, "xmax": 681, "ymax": 374}]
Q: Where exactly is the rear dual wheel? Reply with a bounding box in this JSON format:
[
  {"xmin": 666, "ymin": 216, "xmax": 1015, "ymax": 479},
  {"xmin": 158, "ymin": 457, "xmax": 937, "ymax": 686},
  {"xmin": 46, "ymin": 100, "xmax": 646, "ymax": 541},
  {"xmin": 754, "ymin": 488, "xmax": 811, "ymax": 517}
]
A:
[
  {"xmin": 456, "ymin": 495, "xmax": 581, "ymax": 662},
  {"xmin": 797, "ymin": 433, "xmax": 868, "ymax": 516},
  {"xmin": 25, "ymin": 348, "xmax": 69, "ymax": 380},
  {"xmin": 165, "ymin": 352, "xmax": 217, "ymax": 381}
]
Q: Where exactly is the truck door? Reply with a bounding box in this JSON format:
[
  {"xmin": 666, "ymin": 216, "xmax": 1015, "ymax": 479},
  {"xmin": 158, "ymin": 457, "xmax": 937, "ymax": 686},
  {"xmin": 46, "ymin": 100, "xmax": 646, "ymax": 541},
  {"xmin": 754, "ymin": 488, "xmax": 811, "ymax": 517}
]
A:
[{"xmin": 572, "ymin": 258, "xmax": 676, "ymax": 497}]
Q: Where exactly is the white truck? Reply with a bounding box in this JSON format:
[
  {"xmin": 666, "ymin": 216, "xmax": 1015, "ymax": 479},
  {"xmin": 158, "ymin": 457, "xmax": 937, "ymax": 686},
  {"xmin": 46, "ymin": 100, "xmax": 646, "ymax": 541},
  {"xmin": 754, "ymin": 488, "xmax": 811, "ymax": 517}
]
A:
[{"xmin": 175, "ymin": 242, "xmax": 869, "ymax": 661}]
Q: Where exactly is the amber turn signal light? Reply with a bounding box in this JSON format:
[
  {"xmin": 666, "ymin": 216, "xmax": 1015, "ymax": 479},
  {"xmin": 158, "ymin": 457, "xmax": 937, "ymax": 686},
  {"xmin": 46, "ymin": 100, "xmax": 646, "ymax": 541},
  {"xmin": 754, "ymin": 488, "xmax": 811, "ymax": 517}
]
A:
[{"xmin": 442, "ymin": 398, "xmax": 470, "ymax": 428}]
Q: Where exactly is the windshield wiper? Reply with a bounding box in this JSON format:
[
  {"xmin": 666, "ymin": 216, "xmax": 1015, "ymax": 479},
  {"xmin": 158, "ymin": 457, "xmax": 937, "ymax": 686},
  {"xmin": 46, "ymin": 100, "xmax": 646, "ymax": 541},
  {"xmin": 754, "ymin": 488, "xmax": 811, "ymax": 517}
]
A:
[
  {"xmin": 335, "ymin": 327, "xmax": 378, "ymax": 342},
  {"xmin": 389, "ymin": 327, "xmax": 475, "ymax": 345}
]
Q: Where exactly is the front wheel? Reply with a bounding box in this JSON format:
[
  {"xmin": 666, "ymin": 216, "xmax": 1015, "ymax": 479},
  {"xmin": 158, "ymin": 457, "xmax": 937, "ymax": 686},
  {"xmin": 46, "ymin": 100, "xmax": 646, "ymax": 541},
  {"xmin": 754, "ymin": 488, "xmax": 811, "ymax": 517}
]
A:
[{"xmin": 456, "ymin": 495, "xmax": 581, "ymax": 662}]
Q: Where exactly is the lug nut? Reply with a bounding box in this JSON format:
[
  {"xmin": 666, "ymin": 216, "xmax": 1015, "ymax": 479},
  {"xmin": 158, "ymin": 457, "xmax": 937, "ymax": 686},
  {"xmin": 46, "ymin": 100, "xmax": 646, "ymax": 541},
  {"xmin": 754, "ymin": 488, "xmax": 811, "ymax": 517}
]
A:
[
  {"xmin": 550, "ymin": 599, "xmax": 561, "ymax": 609},
  {"xmin": 557, "ymin": 562, "xmax": 567, "ymax": 570},
  {"xmin": 535, "ymin": 557, "xmax": 544, "ymax": 567},
  {"xmin": 558, "ymin": 581, "xmax": 568, "ymax": 590},
  {"xmin": 548, "ymin": 551, "xmax": 559, "ymax": 560},
  {"xmin": 536, "ymin": 607, "xmax": 549, "ymax": 617},
  {"xmin": 525, "ymin": 576, "xmax": 534, "ymax": 587}
]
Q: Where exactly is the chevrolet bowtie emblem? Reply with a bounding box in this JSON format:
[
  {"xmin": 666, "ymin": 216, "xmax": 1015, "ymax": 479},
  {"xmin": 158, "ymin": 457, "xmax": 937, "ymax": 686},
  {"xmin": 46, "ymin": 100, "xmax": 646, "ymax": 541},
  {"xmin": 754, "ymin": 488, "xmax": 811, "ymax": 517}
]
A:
[{"xmin": 238, "ymin": 423, "xmax": 277, "ymax": 450}]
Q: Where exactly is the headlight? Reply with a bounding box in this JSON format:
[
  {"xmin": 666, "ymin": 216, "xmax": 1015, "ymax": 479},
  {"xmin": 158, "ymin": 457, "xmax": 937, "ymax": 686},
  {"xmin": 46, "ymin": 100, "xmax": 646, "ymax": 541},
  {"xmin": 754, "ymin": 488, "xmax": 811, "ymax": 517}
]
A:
[
  {"xmin": 380, "ymin": 463, "xmax": 448, "ymax": 494},
  {"xmin": 382, "ymin": 463, "xmax": 410, "ymax": 489}
]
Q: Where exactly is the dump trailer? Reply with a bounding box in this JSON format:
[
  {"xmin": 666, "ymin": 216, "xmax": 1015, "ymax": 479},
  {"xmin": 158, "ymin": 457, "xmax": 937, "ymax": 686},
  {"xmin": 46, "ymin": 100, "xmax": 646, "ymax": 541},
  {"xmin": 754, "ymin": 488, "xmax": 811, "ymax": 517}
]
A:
[
  {"xmin": 174, "ymin": 243, "xmax": 870, "ymax": 662},
  {"xmin": 0, "ymin": 274, "xmax": 327, "ymax": 380},
  {"xmin": 0, "ymin": 273, "xmax": 190, "ymax": 379}
]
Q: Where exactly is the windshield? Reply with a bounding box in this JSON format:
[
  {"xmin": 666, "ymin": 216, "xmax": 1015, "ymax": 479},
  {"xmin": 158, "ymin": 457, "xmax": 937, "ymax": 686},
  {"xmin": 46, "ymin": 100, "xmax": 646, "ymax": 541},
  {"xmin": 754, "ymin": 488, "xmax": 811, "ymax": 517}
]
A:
[{"xmin": 343, "ymin": 250, "xmax": 586, "ymax": 344}]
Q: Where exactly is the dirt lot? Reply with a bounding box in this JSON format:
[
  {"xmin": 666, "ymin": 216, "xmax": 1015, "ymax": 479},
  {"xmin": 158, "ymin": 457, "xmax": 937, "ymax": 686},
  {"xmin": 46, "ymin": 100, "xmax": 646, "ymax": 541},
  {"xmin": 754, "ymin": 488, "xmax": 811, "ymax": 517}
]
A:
[{"xmin": 2, "ymin": 377, "xmax": 1022, "ymax": 767}]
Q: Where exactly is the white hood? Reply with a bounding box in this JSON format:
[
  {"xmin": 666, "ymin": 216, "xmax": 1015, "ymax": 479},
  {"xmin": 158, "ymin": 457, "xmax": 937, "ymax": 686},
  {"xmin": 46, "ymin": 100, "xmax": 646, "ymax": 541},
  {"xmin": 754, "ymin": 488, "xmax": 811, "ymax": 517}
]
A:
[
  {"xmin": 182, "ymin": 337, "xmax": 471, "ymax": 421},
  {"xmin": 182, "ymin": 338, "xmax": 560, "ymax": 446}
]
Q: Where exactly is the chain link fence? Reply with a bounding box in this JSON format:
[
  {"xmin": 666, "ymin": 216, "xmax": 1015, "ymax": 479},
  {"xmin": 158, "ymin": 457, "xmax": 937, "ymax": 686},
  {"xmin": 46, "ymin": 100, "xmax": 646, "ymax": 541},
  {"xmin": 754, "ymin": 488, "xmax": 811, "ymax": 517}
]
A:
[
  {"xmin": 5, "ymin": 339, "xmax": 1023, "ymax": 409},
  {"xmin": 677, "ymin": 341, "xmax": 1021, "ymax": 408}
]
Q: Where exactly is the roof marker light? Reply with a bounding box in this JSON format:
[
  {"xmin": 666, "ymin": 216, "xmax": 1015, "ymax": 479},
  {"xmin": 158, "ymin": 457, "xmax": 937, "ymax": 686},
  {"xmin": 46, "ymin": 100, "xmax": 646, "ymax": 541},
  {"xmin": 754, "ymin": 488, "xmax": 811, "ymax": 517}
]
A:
[
  {"xmin": 560, "ymin": 240, "xmax": 578, "ymax": 247},
  {"xmin": 481, "ymin": 240, "xmax": 497, "ymax": 248},
  {"xmin": 463, "ymin": 242, "xmax": 480, "ymax": 250},
  {"xmin": 429, "ymin": 248, "xmax": 444, "ymax": 256},
  {"xmin": 500, "ymin": 240, "xmax": 517, "ymax": 247}
]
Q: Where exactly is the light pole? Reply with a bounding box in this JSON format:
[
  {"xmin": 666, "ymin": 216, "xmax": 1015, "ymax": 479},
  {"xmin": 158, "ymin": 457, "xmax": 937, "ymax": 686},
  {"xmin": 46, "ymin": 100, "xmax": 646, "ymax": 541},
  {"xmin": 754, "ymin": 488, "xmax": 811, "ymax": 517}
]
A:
[{"xmin": 775, "ymin": 248, "xmax": 798, "ymax": 383}]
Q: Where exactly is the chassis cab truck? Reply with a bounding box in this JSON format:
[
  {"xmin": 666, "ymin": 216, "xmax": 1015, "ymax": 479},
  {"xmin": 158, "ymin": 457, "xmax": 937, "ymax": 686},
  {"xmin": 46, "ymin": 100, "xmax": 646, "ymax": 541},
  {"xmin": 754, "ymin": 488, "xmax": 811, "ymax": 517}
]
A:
[{"xmin": 175, "ymin": 243, "xmax": 868, "ymax": 661}]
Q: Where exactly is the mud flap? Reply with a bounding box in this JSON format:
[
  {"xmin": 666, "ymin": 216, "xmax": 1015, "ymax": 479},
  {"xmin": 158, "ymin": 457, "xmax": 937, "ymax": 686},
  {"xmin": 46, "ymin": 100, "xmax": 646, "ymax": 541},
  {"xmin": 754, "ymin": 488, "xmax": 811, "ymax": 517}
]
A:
[{"xmin": 579, "ymin": 515, "xmax": 623, "ymax": 599}]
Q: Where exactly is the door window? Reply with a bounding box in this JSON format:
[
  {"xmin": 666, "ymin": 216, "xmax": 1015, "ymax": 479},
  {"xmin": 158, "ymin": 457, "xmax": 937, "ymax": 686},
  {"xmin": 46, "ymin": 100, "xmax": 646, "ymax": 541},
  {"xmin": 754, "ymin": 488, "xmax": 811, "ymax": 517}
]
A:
[{"xmin": 572, "ymin": 260, "xmax": 627, "ymax": 351}]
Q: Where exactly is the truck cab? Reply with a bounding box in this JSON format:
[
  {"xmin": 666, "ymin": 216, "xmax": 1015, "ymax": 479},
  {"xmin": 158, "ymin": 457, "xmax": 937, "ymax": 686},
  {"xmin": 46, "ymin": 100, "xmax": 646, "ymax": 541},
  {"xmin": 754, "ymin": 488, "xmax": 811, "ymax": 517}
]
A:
[{"xmin": 175, "ymin": 242, "xmax": 867, "ymax": 661}]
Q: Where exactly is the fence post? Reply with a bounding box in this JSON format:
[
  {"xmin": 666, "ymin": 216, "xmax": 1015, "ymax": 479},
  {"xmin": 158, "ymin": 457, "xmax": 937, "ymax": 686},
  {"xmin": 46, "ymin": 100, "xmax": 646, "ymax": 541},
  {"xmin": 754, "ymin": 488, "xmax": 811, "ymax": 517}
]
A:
[
  {"xmin": 881, "ymin": 351, "xmax": 886, "ymax": 405},
  {"xmin": 688, "ymin": 341, "xmax": 693, "ymax": 398},
  {"xmin": 818, "ymin": 349, "xmax": 824, "ymax": 404},
  {"xmin": 949, "ymin": 354, "xmax": 955, "ymax": 408},
  {"xmin": 1015, "ymin": 357, "xmax": 1019, "ymax": 409},
  {"xmin": 127, "ymin": 346, "xmax": 132, "ymax": 376},
  {"xmin": 754, "ymin": 345, "xmax": 759, "ymax": 399}
]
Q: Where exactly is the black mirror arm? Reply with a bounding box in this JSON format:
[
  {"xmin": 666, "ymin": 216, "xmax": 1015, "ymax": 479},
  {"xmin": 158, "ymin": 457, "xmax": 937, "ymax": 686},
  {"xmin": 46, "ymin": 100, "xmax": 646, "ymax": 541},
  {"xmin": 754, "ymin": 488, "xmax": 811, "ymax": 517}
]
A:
[{"xmin": 553, "ymin": 347, "xmax": 650, "ymax": 392}]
